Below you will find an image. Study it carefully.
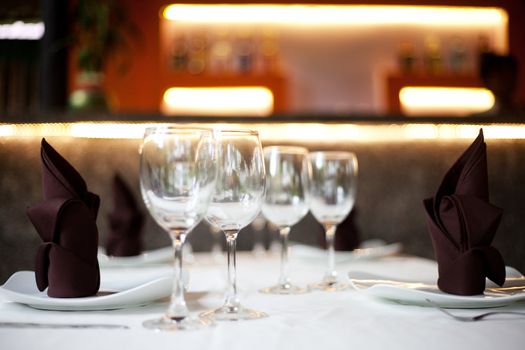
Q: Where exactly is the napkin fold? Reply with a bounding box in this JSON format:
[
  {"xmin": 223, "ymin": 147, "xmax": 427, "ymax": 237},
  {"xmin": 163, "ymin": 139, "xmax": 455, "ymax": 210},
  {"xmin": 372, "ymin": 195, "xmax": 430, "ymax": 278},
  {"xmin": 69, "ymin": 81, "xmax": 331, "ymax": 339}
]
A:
[
  {"xmin": 105, "ymin": 174, "xmax": 144, "ymax": 256},
  {"xmin": 27, "ymin": 139, "xmax": 100, "ymax": 297},
  {"xmin": 424, "ymin": 129, "xmax": 505, "ymax": 295}
]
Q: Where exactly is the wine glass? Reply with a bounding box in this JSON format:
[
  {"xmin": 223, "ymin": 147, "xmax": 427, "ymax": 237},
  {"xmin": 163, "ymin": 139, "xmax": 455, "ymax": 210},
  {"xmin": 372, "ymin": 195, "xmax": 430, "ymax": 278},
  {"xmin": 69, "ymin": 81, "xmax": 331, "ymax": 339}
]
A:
[
  {"xmin": 202, "ymin": 129, "xmax": 267, "ymax": 321},
  {"xmin": 307, "ymin": 151, "xmax": 358, "ymax": 291},
  {"xmin": 139, "ymin": 126, "xmax": 217, "ymax": 331},
  {"xmin": 260, "ymin": 146, "xmax": 310, "ymax": 294}
]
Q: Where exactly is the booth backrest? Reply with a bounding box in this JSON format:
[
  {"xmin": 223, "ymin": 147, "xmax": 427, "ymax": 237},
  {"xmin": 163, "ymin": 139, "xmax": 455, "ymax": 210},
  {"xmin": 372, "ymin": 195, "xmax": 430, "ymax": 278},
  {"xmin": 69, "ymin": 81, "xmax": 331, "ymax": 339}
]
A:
[{"xmin": 1, "ymin": 136, "xmax": 524, "ymax": 282}]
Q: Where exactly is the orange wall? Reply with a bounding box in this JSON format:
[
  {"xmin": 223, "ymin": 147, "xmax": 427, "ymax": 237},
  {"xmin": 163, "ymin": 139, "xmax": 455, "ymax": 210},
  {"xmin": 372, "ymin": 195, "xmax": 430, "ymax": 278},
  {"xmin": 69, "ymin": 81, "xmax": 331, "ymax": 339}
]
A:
[
  {"xmin": 68, "ymin": 0, "xmax": 162, "ymax": 113},
  {"xmin": 103, "ymin": 1, "xmax": 161, "ymax": 113}
]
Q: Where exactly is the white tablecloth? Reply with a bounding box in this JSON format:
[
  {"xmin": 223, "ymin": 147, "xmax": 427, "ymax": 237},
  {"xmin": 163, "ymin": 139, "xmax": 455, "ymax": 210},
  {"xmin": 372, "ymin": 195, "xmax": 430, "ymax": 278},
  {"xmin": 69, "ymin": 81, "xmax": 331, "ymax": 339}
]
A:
[{"xmin": 1, "ymin": 250, "xmax": 524, "ymax": 350}]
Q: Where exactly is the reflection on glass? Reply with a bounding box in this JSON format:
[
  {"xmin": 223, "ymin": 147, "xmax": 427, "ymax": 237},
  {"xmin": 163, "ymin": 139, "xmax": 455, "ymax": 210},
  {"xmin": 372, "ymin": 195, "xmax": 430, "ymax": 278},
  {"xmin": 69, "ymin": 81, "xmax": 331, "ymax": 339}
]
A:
[
  {"xmin": 202, "ymin": 130, "xmax": 267, "ymax": 321},
  {"xmin": 307, "ymin": 151, "xmax": 358, "ymax": 292},
  {"xmin": 260, "ymin": 146, "xmax": 310, "ymax": 294},
  {"xmin": 140, "ymin": 126, "xmax": 216, "ymax": 331}
]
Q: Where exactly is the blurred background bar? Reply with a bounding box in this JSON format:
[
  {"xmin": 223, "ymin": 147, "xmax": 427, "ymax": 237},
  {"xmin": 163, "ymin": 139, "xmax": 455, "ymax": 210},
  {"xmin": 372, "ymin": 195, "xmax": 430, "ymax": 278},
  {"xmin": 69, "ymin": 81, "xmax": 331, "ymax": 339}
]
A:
[{"xmin": 0, "ymin": 0, "xmax": 524, "ymax": 120}]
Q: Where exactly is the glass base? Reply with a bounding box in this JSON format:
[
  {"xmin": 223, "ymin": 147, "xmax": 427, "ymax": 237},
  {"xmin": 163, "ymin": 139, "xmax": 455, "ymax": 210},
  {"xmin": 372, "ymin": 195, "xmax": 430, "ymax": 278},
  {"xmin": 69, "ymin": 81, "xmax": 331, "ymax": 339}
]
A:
[
  {"xmin": 259, "ymin": 283, "xmax": 309, "ymax": 295},
  {"xmin": 143, "ymin": 315, "xmax": 213, "ymax": 331},
  {"xmin": 309, "ymin": 280, "xmax": 349, "ymax": 292},
  {"xmin": 201, "ymin": 304, "xmax": 268, "ymax": 321}
]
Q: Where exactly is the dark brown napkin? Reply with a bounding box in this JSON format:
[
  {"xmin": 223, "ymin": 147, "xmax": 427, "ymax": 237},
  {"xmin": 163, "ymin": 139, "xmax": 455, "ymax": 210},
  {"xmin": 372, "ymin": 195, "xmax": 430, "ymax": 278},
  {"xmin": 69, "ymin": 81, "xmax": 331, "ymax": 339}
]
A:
[
  {"xmin": 27, "ymin": 139, "xmax": 100, "ymax": 297},
  {"xmin": 424, "ymin": 129, "xmax": 505, "ymax": 295},
  {"xmin": 105, "ymin": 174, "xmax": 144, "ymax": 256}
]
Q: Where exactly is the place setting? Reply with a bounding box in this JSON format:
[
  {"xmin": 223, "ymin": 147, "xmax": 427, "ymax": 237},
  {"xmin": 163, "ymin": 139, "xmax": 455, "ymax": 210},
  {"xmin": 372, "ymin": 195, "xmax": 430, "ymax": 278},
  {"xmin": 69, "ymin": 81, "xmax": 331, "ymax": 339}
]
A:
[
  {"xmin": 346, "ymin": 130, "xmax": 525, "ymax": 310},
  {"xmin": 347, "ymin": 266, "xmax": 525, "ymax": 309},
  {"xmin": 0, "ymin": 138, "xmax": 176, "ymax": 311}
]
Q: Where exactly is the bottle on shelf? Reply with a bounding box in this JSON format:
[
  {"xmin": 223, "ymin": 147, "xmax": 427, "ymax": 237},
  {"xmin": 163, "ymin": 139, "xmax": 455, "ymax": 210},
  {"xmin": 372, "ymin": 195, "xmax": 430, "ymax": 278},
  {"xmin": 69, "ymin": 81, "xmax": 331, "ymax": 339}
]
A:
[
  {"xmin": 208, "ymin": 30, "xmax": 233, "ymax": 74},
  {"xmin": 423, "ymin": 35, "xmax": 442, "ymax": 75},
  {"xmin": 232, "ymin": 30, "xmax": 255, "ymax": 74},
  {"xmin": 398, "ymin": 41, "xmax": 417, "ymax": 74},
  {"xmin": 170, "ymin": 35, "xmax": 189, "ymax": 71},
  {"xmin": 187, "ymin": 32, "xmax": 208, "ymax": 75},
  {"xmin": 257, "ymin": 29, "xmax": 280, "ymax": 74},
  {"xmin": 448, "ymin": 36, "xmax": 467, "ymax": 74},
  {"xmin": 167, "ymin": 27, "xmax": 282, "ymax": 77}
]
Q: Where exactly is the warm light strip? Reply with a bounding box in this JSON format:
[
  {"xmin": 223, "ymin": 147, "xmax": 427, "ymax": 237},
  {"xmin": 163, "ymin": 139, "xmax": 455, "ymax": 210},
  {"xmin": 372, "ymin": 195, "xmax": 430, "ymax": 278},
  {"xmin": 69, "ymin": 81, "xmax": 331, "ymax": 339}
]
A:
[
  {"xmin": 163, "ymin": 5, "xmax": 506, "ymax": 27},
  {"xmin": 0, "ymin": 124, "xmax": 15, "ymax": 137},
  {"xmin": 69, "ymin": 123, "xmax": 155, "ymax": 139},
  {"xmin": 399, "ymin": 87, "xmax": 495, "ymax": 116},
  {"xmin": 0, "ymin": 21, "xmax": 45, "ymax": 40},
  {"xmin": 0, "ymin": 123, "xmax": 71, "ymax": 137},
  {"xmin": 162, "ymin": 87, "xmax": 274, "ymax": 116},
  {"xmin": 2, "ymin": 123, "xmax": 525, "ymax": 141}
]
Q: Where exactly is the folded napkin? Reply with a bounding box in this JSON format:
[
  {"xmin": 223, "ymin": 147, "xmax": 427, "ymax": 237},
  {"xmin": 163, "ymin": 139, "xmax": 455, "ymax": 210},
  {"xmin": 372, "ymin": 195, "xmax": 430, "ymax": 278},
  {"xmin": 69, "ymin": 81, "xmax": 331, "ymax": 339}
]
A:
[
  {"xmin": 424, "ymin": 129, "xmax": 505, "ymax": 295},
  {"xmin": 27, "ymin": 139, "xmax": 100, "ymax": 297},
  {"xmin": 105, "ymin": 174, "xmax": 144, "ymax": 256}
]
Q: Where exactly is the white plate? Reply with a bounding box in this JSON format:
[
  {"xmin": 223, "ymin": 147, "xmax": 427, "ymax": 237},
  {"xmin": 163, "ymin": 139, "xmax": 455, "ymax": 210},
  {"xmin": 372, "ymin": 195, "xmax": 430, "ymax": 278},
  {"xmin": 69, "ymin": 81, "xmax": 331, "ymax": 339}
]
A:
[
  {"xmin": 348, "ymin": 267, "xmax": 525, "ymax": 309},
  {"xmin": 0, "ymin": 271, "xmax": 172, "ymax": 311},
  {"xmin": 98, "ymin": 246, "xmax": 173, "ymax": 267},
  {"xmin": 292, "ymin": 242, "xmax": 402, "ymax": 263}
]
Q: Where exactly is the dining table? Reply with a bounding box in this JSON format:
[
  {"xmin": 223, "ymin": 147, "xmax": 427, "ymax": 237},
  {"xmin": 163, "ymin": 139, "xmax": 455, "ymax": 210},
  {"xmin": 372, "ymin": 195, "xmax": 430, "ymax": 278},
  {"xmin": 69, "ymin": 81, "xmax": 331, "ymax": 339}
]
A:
[{"xmin": 1, "ymin": 246, "xmax": 524, "ymax": 350}]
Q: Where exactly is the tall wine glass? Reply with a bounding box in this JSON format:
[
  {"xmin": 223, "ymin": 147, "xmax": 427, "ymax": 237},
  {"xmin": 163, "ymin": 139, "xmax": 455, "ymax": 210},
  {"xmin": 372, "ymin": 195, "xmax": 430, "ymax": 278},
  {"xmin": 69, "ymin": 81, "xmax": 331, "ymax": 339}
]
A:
[
  {"xmin": 307, "ymin": 151, "xmax": 358, "ymax": 292},
  {"xmin": 140, "ymin": 126, "xmax": 216, "ymax": 331},
  {"xmin": 260, "ymin": 146, "xmax": 310, "ymax": 294},
  {"xmin": 202, "ymin": 129, "xmax": 267, "ymax": 321}
]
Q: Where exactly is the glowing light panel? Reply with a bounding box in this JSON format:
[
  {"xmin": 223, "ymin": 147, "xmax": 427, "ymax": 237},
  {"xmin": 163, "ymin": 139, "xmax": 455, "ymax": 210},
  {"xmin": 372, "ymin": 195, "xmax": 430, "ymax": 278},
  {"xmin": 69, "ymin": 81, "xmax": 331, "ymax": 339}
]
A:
[
  {"xmin": 399, "ymin": 87, "xmax": 495, "ymax": 116},
  {"xmin": 163, "ymin": 5, "xmax": 506, "ymax": 27},
  {"xmin": 0, "ymin": 21, "xmax": 44, "ymax": 40},
  {"xmin": 162, "ymin": 87, "xmax": 274, "ymax": 116},
  {"xmin": 2, "ymin": 123, "xmax": 525, "ymax": 141}
]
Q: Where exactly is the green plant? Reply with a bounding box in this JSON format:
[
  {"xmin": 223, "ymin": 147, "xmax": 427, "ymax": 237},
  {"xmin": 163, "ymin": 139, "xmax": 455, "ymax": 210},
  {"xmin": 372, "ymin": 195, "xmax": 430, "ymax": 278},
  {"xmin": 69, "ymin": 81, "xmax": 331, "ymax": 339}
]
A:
[{"xmin": 72, "ymin": 0, "xmax": 138, "ymax": 73}]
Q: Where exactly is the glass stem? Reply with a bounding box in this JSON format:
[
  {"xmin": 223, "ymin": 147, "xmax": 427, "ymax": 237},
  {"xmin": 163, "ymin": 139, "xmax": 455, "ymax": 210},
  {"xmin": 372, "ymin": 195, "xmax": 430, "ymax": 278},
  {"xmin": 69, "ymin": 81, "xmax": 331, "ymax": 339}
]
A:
[
  {"xmin": 166, "ymin": 231, "xmax": 188, "ymax": 320},
  {"xmin": 223, "ymin": 229, "xmax": 240, "ymax": 308},
  {"xmin": 323, "ymin": 224, "xmax": 338, "ymax": 284},
  {"xmin": 278, "ymin": 226, "xmax": 291, "ymax": 287}
]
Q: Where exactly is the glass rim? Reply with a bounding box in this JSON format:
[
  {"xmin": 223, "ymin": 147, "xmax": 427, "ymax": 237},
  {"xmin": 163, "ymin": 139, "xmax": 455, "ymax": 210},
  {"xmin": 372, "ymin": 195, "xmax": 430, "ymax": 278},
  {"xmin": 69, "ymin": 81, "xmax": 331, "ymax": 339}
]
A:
[
  {"xmin": 214, "ymin": 129, "xmax": 259, "ymax": 136},
  {"xmin": 308, "ymin": 151, "xmax": 357, "ymax": 160},
  {"xmin": 263, "ymin": 145, "xmax": 309, "ymax": 154},
  {"xmin": 144, "ymin": 125, "xmax": 214, "ymax": 136}
]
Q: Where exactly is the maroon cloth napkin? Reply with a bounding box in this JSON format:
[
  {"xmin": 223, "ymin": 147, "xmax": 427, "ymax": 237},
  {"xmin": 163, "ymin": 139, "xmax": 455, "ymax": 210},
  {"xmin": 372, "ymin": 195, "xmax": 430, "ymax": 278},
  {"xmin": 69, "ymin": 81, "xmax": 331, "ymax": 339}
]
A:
[
  {"xmin": 105, "ymin": 174, "xmax": 144, "ymax": 256},
  {"xmin": 27, "ymin": 139, "xmax": 100, "ymax": 297},
  {"xmin": 423, "ymin": 129, "xmax": 505, "ymax": 295}
]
